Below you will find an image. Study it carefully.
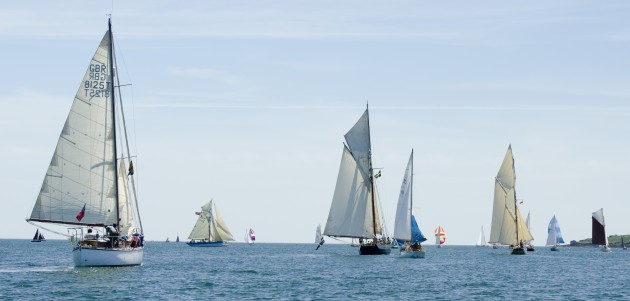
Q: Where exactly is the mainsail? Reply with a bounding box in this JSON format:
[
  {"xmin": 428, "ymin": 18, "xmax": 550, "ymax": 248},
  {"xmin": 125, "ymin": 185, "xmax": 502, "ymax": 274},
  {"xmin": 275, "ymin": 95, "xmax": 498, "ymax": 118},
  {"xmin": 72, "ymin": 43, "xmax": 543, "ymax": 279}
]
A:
[
  {"xmin": 29, "ymin": 31, "xmax": 119, "ymax": 227},
  {"xmin": 489, "ymin": 145, "xmax": 533, "ymax": 246},
  {"xmin": 476, "ymin": 226, "xmax": 487, "ymax": 246},
  {"xmin": 393, "ymin": 152, "xmax": 414, "ymax": 242},
  {"xmin": 592, "ymin": 208, "xmax": 607, "ymax": 246},
  {"xmin": 188, "ymin": 200, "xmax": 234, "ymax": 242},
  {"xmin": 546, "ymin": 215, "xmax": 565, "ymax": 246},
  {"xmin": 324, "ymin": 108, "xmax": 383, "ymax": 239}
]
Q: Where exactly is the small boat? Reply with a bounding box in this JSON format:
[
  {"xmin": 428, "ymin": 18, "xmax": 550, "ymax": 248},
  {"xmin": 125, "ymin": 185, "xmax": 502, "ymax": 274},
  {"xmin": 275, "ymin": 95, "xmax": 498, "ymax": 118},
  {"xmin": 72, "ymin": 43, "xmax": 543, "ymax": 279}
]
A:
[
  {"xmin": 592, "ymin": 208, "xmax": 611, "ymax": 252},
  {"xmin": 546, "ymin": 215, "xmax": 565, "ymax": 251},
  {"xmin": 323, "ymin": 106, "xmax": 391, "ymax": 255},
  {"xmin": 26, "ymin": 19, "xmax": 145, "ymax": 267},
  {"xmin": 476, "ymin": 226, "xmax": 487, "ymax": 247},
  {"xmin": 393, "ymin": 150, "xmax": 427, "ymax": 258},
  {"xmin": 488, "ymin": 145, "xmax": 533, "ymax": 255},
  {"xmin": 622, "ymin": 237, "xmax": 627, "ymax": 250},
  {"xmin": 434, "ymin": 226, "xmax": 445, "ymax": 248},
  {"xmin": 166, "ymin": 237, "xmax": 170, "ymax": 243},
  {"xmin": 31, "ymin": 229, "xmax": 45, "ymax": 242},
  {"xmin": 315, "ymin": 225, "xmax": 325, "ymax": 250},
  {"xmin": 245, "ymin": 228, "xmax": 255, "ymax": 245},
  {"xmin": 176, "ymin": 235, "xmax": 180, "ymax": 243},
  {"xmin": 187, "ymin": 200, "xmax": 234, "ymax": 247}
]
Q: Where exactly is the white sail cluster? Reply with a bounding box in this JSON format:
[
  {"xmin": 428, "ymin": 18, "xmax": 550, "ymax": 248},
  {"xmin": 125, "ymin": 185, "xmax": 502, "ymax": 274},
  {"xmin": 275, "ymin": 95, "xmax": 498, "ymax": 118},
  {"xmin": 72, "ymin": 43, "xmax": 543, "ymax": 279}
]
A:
[
  {"xmin": 489, "ymin": 146, "xmax": 533, "ymax": 246},
  {"xmin": 324, "ymin": 109, "xmax": 383, "ymax": 239},
  {"xmin": 188, "ymin": 200, "xmax": 234, "ymax": 242}
]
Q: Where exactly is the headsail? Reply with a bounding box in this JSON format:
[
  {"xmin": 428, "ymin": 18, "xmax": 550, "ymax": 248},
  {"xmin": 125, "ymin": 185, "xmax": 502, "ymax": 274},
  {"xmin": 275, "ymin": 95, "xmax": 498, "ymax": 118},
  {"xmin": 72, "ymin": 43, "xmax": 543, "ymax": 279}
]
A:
[
  {"xmin": 29, "ymin": 31, "xmax": 118, "ymax": 227},
  {"xmin": 489, "ymin": 146, "xmax": 533, "ymax": 246},
  {"xmin": 411, "ymin": 215, "xmax": 426, "ymax": 244}
]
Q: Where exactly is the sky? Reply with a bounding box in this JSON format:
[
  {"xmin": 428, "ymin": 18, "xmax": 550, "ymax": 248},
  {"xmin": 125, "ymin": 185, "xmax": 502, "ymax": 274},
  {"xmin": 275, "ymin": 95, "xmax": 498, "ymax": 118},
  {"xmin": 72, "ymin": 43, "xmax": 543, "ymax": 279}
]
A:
[{"xmin": 1, "ymin": 1, "xmax": 630, "ymax": 245}]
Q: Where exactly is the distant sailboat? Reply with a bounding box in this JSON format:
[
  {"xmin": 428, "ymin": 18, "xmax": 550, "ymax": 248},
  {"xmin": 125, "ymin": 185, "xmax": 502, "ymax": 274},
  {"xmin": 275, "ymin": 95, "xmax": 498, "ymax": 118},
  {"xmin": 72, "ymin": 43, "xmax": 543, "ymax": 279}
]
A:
[
  {"xmin": 525, "ymin": 212, "xmax": 535, "ymax": 251},
  {"xmin": 323, "ymin": 106, "xmax": 391, "ymax": 255},
  {"xmin": 592, "ymin": 208, "xmax": 611, "ymax": 252},
  {"xmin": 621, "ymin": 237, "xmax": 627, "ymax": 250},
  {"xmin": 434, "ymin": 226, "xmax": 445, "ymax": 248},
  {"xmin": 315, "ymin": 225, "xmax": 325, "ymax": 250},
  {"xmin": 176, "ymin": 235, "xmax": 180, "ymax": 243},
  {"xmin": 31, "ymin": 229, "xmax": 45, "ymax": 242},
  {"xmin": 245, "ymin": 228, "xmax": 255, "ymax": 245},
  {"xmin": 476, "ymin": 226, "xmax": 487, "ymax": 247},
  {"xmin": 546, "ymin": 215, "xmax": 565, "ymax": 251},
  {"xmin": 393, "ymin": 150, "xmax": 427, "ymax": 258},
  {"xmin": 26, "ymin": 19, "xmax": 144, "ymax": 267},
  {"xmin": 187, "ymin": 200, "xmax": 234, "ymax": 247},
  {"xmin": 166, "ymin": 237, "xmax": 170, "ymax": 243},
  {"xmin": 489, "ymin": 145, "xmax": 533, "ymax": 255}
]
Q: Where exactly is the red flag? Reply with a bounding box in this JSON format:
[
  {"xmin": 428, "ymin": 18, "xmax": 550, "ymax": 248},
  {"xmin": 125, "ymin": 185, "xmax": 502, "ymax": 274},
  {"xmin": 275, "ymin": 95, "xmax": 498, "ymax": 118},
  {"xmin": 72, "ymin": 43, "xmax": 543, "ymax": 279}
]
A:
[
  {"xmin": 76, "ymin": 204, "xmax": 86, "ymax": 221},
  {"xmin": 195, "ymin": 211, "xmax": 201, "ymax": 215}
]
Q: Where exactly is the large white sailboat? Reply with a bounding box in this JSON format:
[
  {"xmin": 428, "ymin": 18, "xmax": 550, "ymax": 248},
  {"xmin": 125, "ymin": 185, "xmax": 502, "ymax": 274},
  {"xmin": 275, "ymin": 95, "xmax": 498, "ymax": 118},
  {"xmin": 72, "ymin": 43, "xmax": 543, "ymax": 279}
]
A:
[
  {"xmin": 488, "ymin": 145, "xmax": 533, "ymax": 255},
  {"xmin": 546, "ymin": 215, "xmax": 565, "ymax": 251},
  {"xmin": 324, "ymin": 106, "xmax": 391, "ymax": 255},
  {"xmin": 187, "ymin": 200, "xmax": 234, "ymax": 247},
  {"xmin": 393, "ymin": 150, "xmax": 427, "ymax": 258},
  {"xmin": 592, "ymin": 208, "xmax": 611, "ymax": 252},
  {"xmin": 27, "ymin": 19, "xmax": 144, "ymax": 267}
]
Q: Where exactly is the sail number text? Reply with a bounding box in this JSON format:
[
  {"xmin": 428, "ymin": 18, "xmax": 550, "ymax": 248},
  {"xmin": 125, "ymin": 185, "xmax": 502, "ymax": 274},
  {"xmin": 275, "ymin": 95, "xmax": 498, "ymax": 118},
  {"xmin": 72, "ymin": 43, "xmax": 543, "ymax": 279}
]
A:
[{"xmin": 84, "ymin": 64, "xmax": 110, "ymax": 98}]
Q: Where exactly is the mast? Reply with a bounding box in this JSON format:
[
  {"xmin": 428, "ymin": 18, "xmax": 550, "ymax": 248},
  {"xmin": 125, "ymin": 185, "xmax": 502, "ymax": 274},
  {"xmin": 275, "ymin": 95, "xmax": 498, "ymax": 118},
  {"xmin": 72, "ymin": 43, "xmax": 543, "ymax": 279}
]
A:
[
  {"xmin": 511, "ymin": 146, "xmax": 519, "ymax": 246},
  {"xmin": 410, "ymin": 149, "xmax": 414, "ymax": 243},
  {"xmin": 108, "ymin": 18, "xmax": 120, "ymax": 231},
  {"xmin": 366, "ymin": 105, "xmax": 377, "ymax": 240}
]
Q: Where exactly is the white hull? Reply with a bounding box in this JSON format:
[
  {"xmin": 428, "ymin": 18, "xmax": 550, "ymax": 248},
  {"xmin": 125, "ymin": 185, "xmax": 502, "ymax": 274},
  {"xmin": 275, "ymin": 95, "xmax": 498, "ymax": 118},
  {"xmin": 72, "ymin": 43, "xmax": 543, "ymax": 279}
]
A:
[
  {"xmin": 601, "ymin": 245, "xmax": 611, "ymax": 252},
  {"xmin": 73, "ymin": 247, "xmax": 143, "ymax": 267},
  {"xmin": 400, "ymin": 250, "xmax": 425, "ymax": 258}
]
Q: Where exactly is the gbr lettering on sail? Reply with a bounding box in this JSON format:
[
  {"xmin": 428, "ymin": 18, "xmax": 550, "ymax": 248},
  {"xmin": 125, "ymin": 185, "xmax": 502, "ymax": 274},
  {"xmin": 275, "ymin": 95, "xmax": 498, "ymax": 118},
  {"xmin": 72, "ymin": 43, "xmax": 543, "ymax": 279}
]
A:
[{"xmin": 84, "ymin": 64, "xmax": 110, "ymax": 98}]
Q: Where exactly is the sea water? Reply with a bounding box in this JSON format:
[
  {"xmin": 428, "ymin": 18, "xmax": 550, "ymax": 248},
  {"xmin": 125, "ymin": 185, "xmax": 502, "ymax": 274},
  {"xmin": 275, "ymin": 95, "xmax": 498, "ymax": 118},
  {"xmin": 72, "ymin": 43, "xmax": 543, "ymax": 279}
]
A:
[{"xmin": 0, "ymin": 239, "xmax": 628, "ymax": 300}]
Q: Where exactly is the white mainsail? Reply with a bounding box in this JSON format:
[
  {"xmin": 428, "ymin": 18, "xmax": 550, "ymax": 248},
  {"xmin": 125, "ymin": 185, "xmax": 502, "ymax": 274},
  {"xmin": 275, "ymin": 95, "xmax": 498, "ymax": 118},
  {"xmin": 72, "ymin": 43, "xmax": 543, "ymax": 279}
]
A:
[
  {"xmin": 315, "ymin": 225, "xmax": 322, "ymax": 244},
  {"xmin": 324, "ymin": 108, "xmax": 384, "ymax": 239},
  {"xmin": 476, "ymin": 226, "xmax": 487, "ymax": 246},
  {"xmin": 393, "ymin": 152, "xmax": 413, "ymax": 242},
  {"xmin": 188, "ymin": 200, "xmax": 233, "ymax": 242},
  {"xmin": 29, "ymin": 31, "xmax": 118, "ymax": 227},
  {"xmin": 489, "ymin": 145, "xmax": 533, "ymax": 246}
]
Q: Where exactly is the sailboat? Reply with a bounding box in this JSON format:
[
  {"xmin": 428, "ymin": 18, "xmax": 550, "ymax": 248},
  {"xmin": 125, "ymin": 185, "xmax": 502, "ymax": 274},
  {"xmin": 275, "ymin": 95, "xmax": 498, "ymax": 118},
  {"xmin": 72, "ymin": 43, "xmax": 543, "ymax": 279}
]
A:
[
  {"xmin": 621, "ymin": 237, "xmax": 627, "ymax": 250},
  {"xmin": 245, "ymin": 228, "xmax": 255, "ymax": 245},
  {"xmin": 476, "ymin": 226, "xmax": 487, "ymax": 247},
  {"xmin": 26, "ymin": 19, "xmax": 144, "ymax": 267},
  {"xmin": 31, "ymin": 229, "xmax": 45, "ymax": 242},
  {"xmin": 187, "ymin": 200, "xmax": 234, "ymax": 247},
  {"xmin": 393, "ymin": 150, "xmax": 427, "ymax": 258},
  {"xmin": 323, "ymin": 106, "xmax": 391, "ymax": 255},
  {"xmin": 546, "ymin": 215, "xmax": 564, "ymax": 251},
  {"xmin": 176, "ymin": 235, "xmax": 180, "ymax": 243},
  {"xmin": 434, "ymin": 226, "xmax": 445, "ymax": 248},
  {"xmin": 488, "ymin": 145, "xmax": 533, "ymax": 255},
  {"xmin": 525, "ymin": 212, "xmax": 535, "ymax": 251},
  {"xmin": 166, "ymin": 237, "xmax": 170, "ymax": 243},
  {"xmin": 592, "ymin": 208, "xmax": 611, "ymax": 252}
]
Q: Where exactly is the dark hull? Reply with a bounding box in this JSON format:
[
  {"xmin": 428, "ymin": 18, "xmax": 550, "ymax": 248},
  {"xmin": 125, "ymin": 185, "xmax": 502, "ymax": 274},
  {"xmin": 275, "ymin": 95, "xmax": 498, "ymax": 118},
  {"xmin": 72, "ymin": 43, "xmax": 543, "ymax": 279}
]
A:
[
  {"xmin": 511, "ymin": 247, "xmax": 526, "ymax": 255},
  {"xmin": 359, "ymin": 244, "xmax": 391, "ymax": 255}
]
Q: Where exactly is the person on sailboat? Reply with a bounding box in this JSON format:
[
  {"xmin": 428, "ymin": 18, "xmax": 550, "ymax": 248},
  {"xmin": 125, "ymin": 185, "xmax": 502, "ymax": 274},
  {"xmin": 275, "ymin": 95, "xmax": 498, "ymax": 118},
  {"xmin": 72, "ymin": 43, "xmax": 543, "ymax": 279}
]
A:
[{"xmin": 106, "ymin": 224, "xmax": 120, "ymax": 247}]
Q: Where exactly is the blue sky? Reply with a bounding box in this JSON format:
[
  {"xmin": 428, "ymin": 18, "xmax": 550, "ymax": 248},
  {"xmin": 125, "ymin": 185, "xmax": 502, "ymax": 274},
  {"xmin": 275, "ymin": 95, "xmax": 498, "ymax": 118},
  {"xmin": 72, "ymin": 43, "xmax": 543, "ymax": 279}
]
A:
[{"xmin": 1, "ymin": 1, "xmax": 630, "ymax": 244}]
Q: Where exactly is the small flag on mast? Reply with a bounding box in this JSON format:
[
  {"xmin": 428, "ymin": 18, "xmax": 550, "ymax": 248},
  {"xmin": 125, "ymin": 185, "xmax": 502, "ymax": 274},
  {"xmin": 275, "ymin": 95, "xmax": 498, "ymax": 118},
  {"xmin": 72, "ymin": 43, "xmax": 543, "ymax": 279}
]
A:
[
  {"xmin": 76, "ymin": 204, "xmax": 86, "ymax": 221},
  {"xmin": 128, "ymin": 160, "xmax": 134, "ymax": 176},
  {"xmin": 374, "ymin": 170, "xmax": 382, "ymax": 178},
  {"xmin": 195, "ymin": 211, "xmax": 201, "ymax": 215}
]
